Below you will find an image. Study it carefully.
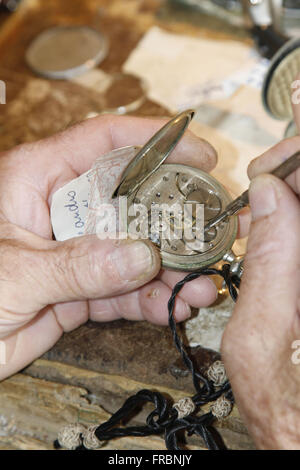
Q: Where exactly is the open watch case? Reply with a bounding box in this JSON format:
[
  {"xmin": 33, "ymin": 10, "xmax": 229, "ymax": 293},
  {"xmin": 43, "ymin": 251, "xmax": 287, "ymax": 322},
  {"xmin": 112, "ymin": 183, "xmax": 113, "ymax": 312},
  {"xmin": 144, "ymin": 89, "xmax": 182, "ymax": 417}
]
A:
[{"xmin": 51, "ymin": 110, "xmax": 242, "ymax": 276}]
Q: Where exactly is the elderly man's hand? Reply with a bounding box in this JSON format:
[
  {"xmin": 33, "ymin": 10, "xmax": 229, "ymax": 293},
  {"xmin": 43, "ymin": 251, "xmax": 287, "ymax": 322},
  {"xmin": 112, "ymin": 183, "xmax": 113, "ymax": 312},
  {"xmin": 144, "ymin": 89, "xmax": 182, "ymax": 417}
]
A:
[
  {"xmin": 221, "ymin": 102, "xmax": 300, "ymax": 449},
  {"xmin": 0, "ymin": 115, "xmax": 220, "ymax": 380}
]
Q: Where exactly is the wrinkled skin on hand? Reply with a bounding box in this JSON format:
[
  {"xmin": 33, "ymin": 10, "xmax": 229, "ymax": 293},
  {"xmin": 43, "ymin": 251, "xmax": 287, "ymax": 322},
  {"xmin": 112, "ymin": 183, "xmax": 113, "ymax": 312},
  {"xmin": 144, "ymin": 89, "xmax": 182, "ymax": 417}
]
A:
[
  {"xmin": 0, "ymin": 114, "xmax": 224, "ymax": 380},
  {"xmin": 221, "ymin": 99, "xmax": 300, "ymax": 449}
]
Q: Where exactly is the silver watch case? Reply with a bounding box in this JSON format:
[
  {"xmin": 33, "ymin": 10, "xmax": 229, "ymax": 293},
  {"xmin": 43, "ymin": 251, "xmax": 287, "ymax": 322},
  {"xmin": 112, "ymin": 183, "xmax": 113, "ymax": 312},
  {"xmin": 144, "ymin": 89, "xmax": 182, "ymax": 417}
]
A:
[{"xmin": 113, "ymin": 110, "xmax": 238, "ymax": 272}]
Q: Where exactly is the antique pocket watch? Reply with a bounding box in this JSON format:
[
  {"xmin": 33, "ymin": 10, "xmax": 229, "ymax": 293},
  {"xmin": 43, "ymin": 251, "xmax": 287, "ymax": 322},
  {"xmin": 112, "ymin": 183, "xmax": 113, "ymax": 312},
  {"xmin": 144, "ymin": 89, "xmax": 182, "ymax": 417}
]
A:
[
  {"xmin": 51, "ymin": 110, "xmax": 239, "ymax": 273},
  {"xmin": 111, "ymin": 110, "xmax": 238, "ymax": 272}
]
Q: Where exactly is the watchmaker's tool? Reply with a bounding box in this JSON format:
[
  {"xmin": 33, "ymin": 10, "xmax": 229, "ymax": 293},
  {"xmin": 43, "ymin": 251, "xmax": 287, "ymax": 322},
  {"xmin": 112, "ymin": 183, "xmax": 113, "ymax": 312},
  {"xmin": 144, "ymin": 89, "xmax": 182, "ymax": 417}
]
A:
[{"xmin": 204, "ymin": 149, "xmax": 300, "ymax": 232}]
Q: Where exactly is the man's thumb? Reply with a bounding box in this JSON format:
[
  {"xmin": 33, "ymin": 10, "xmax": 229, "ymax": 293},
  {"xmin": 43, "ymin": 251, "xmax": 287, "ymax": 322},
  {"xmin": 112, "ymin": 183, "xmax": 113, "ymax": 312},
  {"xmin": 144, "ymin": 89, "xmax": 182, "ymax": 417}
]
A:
[
  {"xmin": 17, "ymin": 235, "xmax": 161, "ymax": 311},
  {"xmin": 236, "ymin": 173, "xmax": 300, "ymax": 323}
]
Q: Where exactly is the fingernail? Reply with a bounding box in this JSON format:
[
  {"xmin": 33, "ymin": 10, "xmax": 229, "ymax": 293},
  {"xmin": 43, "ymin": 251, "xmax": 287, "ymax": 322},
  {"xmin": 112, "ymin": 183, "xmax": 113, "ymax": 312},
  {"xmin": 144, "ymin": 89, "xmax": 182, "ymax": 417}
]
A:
[
  {"xmin": 184, "ymin": 303, "xmax": 192, "ymax": 318},
  {"xmin": 249, "ymin": 175, "xmax": 278, "ymax": 221},
  {"xmin": 112, "ymin": 241, "xmax": 154, "ymax": 281}
]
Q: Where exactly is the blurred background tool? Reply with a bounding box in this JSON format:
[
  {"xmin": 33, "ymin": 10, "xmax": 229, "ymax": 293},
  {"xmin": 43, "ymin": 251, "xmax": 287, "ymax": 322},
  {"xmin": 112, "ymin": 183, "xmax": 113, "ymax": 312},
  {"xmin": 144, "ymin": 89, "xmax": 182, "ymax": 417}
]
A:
[
  {"xmin": 172, "ymin": 1, "xmax": 300, "ymax": 132},
  {"xmin": 172, "ymin": 0, "xmax": 300, "ymax": 34}
]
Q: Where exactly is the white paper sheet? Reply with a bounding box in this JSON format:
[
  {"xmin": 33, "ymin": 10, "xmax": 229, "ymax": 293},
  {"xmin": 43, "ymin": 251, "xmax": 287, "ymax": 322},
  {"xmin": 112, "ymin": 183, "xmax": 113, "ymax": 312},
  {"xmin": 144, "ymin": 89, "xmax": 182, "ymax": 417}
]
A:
[{"xmin": 123, "ymin": 26, "xmax": 268, "ymax": 112}]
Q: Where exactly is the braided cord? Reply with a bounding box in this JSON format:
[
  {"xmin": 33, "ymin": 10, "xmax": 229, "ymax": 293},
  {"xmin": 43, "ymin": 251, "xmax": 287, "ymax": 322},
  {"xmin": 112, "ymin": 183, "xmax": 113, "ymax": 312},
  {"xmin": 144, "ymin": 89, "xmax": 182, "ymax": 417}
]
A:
[{"xmin": 54, "ymin": 263, "xmax": 240, "ymax": 451}]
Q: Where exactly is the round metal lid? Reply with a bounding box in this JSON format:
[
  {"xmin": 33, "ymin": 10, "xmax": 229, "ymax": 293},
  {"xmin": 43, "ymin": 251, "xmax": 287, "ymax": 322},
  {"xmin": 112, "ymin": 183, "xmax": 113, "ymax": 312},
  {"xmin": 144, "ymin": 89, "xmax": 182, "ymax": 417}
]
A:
[
  {"xmin": 262, "ymin": 36, "xmax": 300, "ymax": 120},
  {"xmin": 112, "ymin": 109, "xmax": 195, "ymax": 198},
  {"xmin": 26, "ymin": 26, "xmax": 109, "ymax": 79}
]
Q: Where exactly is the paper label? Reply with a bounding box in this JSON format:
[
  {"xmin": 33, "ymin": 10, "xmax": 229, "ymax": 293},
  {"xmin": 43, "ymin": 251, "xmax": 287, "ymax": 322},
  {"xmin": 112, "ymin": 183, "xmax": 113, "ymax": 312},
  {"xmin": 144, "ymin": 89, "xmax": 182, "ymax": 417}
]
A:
[
  {"xmin": 50, "ymin": 146, "xmax": 139, "ymax": 241},
  {"xmin": 50, "ymin": 170, "xmax": 93, "ymax": 241}
]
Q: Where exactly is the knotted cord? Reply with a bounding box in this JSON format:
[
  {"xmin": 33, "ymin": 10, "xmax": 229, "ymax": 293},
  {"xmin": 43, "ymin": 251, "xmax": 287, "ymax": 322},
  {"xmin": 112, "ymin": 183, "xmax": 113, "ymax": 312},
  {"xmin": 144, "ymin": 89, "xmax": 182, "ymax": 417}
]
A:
[{"xmin": 54, "ymin": 263, "xmax": 240, "ymax": 450}]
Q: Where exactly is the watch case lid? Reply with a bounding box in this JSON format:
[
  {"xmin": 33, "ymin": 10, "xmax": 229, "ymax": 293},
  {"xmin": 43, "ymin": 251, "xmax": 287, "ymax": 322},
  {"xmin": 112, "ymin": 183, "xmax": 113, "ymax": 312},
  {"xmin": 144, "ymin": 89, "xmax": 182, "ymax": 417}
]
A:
[
  {"xmin": 111, "ymin": 109, "xmax": 195, "ymax": 198},
  {"xmin": 25, "ymin": 25, "xmax": 109, "ymax": 80}
]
